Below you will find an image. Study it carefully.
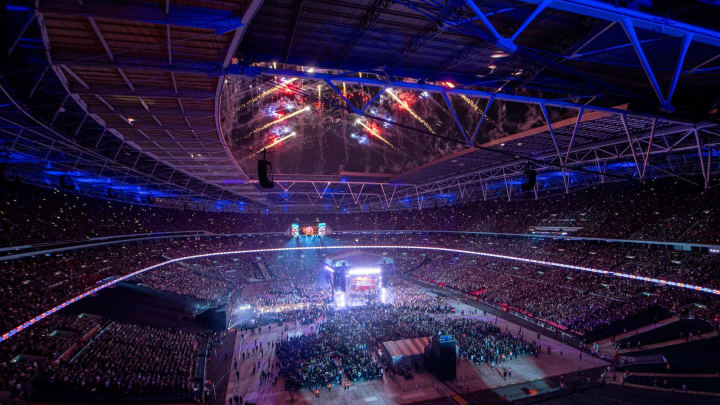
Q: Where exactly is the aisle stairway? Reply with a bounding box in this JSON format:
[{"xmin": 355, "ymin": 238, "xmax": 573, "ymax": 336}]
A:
[
  {"xmin": 596, "ymin": 316, "xmax": 679, "ymax": 345},
  {"xmin": 255, "ymin": 261, "xmax": 272, "ymax": 281},
  {"xmin": 618, "ymin": 330, "xmax": 718, "ymax": 354},
  {"xmin": 607, "ymin": 372, "xmax": 720, "ymax": 397},
  {"xmin": 594, "ymin": 316, "xmax": 679, "ymax": 358}
]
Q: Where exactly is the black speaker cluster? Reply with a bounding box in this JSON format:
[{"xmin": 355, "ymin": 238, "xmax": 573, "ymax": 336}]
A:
[
  {"xmin": 424, "ymin": 334, "xmax": 457, "ymax": 381},
  {"xmin": 522, "ymin": 169, "xmax": 537, "ymax": 191},
  {"xmin": 258, "ymin": 152, "xmax": 274, "ymax": 189},
  {"xmin": 60, "ymin": 175, "xmax": 75, "ymax": 190},
  {"xmin": 0, "ymin": 163, "xmax": 21, "ymax": 187}
]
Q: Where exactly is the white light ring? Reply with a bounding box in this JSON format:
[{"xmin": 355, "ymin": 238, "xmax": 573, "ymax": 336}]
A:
[{"xmin": 2, "ymin": 245, "xmax": 718, "ymax": 343}]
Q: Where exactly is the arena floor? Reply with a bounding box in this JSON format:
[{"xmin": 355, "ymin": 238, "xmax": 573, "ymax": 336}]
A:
[{"xmin": 222, "ymin": 287, "xmax": 607, "ymax": 404}]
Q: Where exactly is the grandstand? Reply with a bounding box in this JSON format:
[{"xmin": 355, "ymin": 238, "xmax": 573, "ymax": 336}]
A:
[{"xmin": 1, "ymin": 1, "xmax": 720, "ymax": 404}]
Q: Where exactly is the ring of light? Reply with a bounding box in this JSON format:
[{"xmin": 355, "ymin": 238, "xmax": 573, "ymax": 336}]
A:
[{"xmin": 3, "ymin": 245, "xmax": 717, "ymax": 343}]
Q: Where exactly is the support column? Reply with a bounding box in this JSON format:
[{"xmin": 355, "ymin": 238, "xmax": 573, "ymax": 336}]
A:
[{"xmin": 694, "ymin": 128, "xmax": 709, "ymax": 189}]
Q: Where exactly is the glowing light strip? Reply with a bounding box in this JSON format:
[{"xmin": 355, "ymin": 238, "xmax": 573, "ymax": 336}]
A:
[
  {"xmin": 324, "ymin": 265, "xmax": 335, "ymax": 273},
  {"xmin": 255, "ymin": 132, "xmax": 296, "ymax": 154},
  {"xmin": 3, "ymin": 245, "xmax": 718, "ymax": 344},
  {"xmin": 385, "ymin": 88, "xmax": 435, "ymax": 134},
  {"xmin": 248, "ymin": 106, "xmax": 310, "ymax": 136},
  {"xmin": 237, "ymin": 78, "xmax": 298, "ymax": 110},
  {"xmin": 356, "ymin": 120, "xmax": 396, "ymax": 149}
]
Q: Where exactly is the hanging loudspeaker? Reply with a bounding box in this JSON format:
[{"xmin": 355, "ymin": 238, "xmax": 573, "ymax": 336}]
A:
[
  {"xmin": 522, "ymin": 169, "xmax": 537, "ymax": 191},
  {"xmin": 60, "ymin": 175, "xmax": 74, "ymax": 190},
  {"xmin": 258, "ymin": 158, "xmax": 274, "ymax": 188},
  {"xmin": 0, "ymin": 163, "xmax": 21, "ymax": 187}
]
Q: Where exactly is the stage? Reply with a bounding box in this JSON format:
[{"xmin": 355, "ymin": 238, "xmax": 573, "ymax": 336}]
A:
[
  {"xmin": 324, "ymin": 250, "xmax": 394, "ymax": 309},
  {"xmin": 223, "ymin": 285, "xmax": 608, "ymax": 405}
]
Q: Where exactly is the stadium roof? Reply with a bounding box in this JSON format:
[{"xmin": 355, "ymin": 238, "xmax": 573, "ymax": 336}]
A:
[{"xmin": 2, "ymin": 0, "xmax": 719, "ymax": 212}]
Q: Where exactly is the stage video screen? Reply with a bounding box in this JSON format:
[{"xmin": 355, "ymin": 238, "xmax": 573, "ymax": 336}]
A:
[
  {"xmin": 350, "ymin": 275, "xmax": 378, "ymax": 291},
  {"xmin": 290, "ymin": 222, "xmax": 327, "ymax": 236},
  {"xmin": 302, "ymin": 225, "xmax": 317, "ymax": 236}
]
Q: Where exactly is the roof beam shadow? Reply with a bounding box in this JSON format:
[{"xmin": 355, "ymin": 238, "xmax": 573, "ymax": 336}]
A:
[{"xmin": 39, "ymin": 0, "xmax": 244, "ymax": 34}]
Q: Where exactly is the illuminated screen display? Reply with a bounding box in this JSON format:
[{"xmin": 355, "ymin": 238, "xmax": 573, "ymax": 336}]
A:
[
  {"xmin": 351, "ymin": 276, "xmax": 378, "ymax": 291},
  {"xmin": 291, "ymin": 221, "xmax": 326, "ymax": 236}
]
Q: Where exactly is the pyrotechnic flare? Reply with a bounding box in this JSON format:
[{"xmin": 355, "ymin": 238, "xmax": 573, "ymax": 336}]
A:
[
  {"xmin": 355, "ymin": 119, "xmax": 396, "ymax": 149},
  {"xmin": 460, "ymin": 96, "xmax": 499, "ymax": 129},
  {"xmin": 385, "ymin": 88, "xmax": 435, "ymax": 134},
  {"xmin": 460, "ymin": 95, "xmax": 481, "ymax": 114},
  {"xmin": 247, "ymin": 106, "xmax": 311, "ymax": 136},
  {"xmin": 256, "ymin": 132, "xmax": 297, "ymax": 154},
  {"xmin": 236, "ymin": 78, "xmax": 298, "ymax": 110}
]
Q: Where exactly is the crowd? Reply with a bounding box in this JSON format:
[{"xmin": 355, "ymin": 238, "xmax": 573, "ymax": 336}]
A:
[
  {"xmin": 408, "ymin": 241, "xmax": 720, "ymax": 336},
  {"xmin": 0, "ymin": 234, "xmax": 290, "ymax": 338},
  {"xmin": 181, "ymin": 256, "xmax": 266, "ymax": 284},
  {"xmin": 2, "ymin": 177, "xmax": 720, "ymax": 400},
  {"xmin": 36, "ymin": 322, "xmax": 197, "ymax": 401},
  {"xmin": 352, "ymin": 303, "xmax": 536, "ymax": 367},
  {"xmin": 273, "ymin": 282, "xmax": 536, "ymax": 392},
  {"xmin": 0, "ymin": 235, "xmax": 279, "ymax": 401},
  {"xmin": 388, "ymin": 279, "xmax": 452, "ymax": 312},
  {"xmin": 247, "ymin": 281, "xmax": 332, "ymax": 309},
  {"xmin": 2, "ymin": 231, "xmax": 718, "ymax": 349},
  {"xmin": 3, "ymin": 177, "xmax": 720, "ymax": 247},
  {"xmin": 2, "ymin": 232, "xmax": 719, "ymax": 350},
  {"xmin": 246, "ymin": 280, "xmax": 332, "ymax": 326},
  {"xmin": 254, "ymin": 304, "xmax": 322, "ymax": 325},
  {"xmin": 0, "ymin": 312, "xmax": 105, "ymax": 400},
  {"xmin": 275, "ymin": 311, "xmax": 383, "ymax": 392},
  {"xmin": 135, "ymin": 263, "xmax": 232, "ymax": 301},
  {"xmin": 1, "ymin": 237, "xmax": 716, "ymax": 400}
]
